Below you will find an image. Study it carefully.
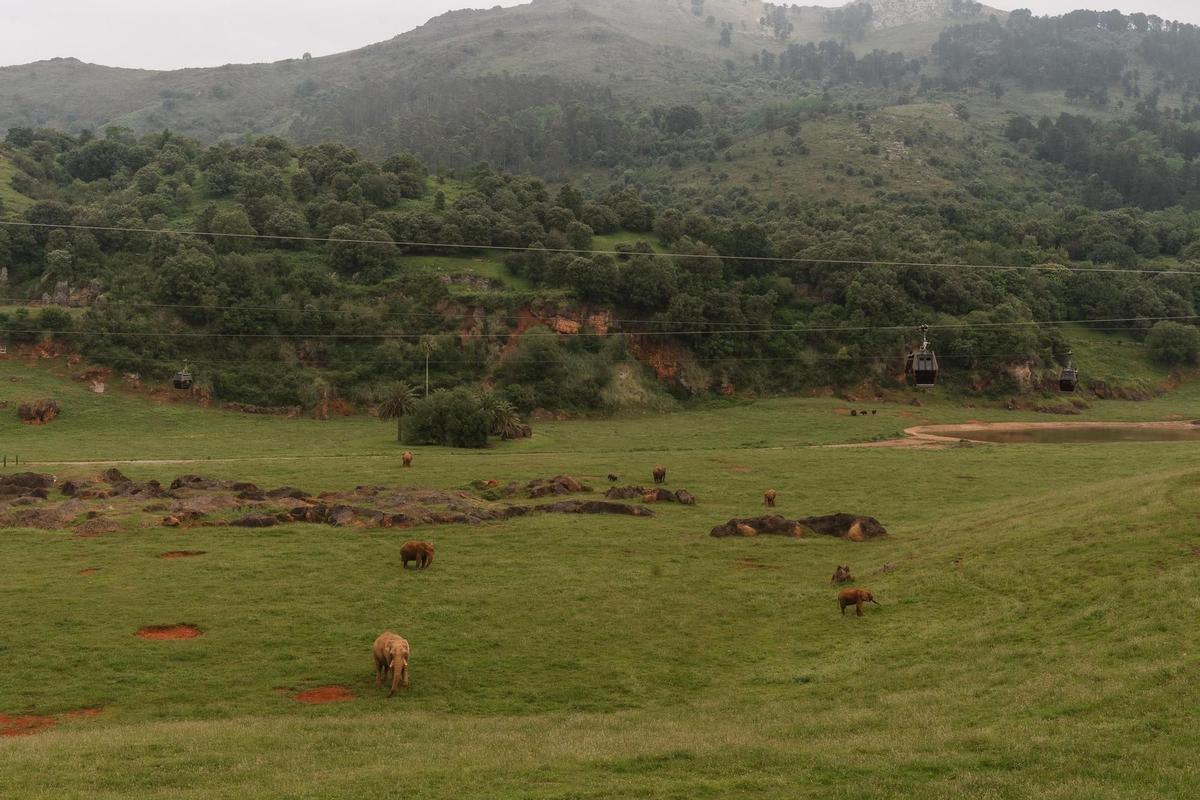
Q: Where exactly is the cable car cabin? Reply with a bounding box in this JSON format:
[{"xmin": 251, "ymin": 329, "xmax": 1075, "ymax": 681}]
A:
[
  {"xmin": 1059, "ymin": 367, "xmax": 1079, "ymax": 393},
  {"xmin": 906, "ymin": 351, "xmax": 939, "ymax": 389},
  {"xmin": 173, "ymin": 371, "xmax": 194, "ymax": 391}
]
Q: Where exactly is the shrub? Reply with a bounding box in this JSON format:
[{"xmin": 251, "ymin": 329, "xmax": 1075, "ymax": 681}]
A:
[{"xmin": 404, "ymin": 388, "xmax": 491, "ymax": 448}]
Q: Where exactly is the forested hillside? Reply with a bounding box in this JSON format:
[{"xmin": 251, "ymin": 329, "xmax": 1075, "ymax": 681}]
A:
[{"xmin": 3, "ymin": 3, "xmax": 1200, "ymax": 416}]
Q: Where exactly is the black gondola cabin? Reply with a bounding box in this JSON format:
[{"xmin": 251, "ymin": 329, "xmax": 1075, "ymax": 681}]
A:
[
  {"xmin": 906, "ymin": 350, "xmax": 939, "ymax": 389},
  {"xmin": 906, "ymin": 325, "xmax": 939, "ymax": 389}
]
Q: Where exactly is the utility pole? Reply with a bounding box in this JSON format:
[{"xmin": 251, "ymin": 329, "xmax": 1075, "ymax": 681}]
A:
[{"xmin": 419, "ymin": 335, "xmax": 437, "ymax": 396}]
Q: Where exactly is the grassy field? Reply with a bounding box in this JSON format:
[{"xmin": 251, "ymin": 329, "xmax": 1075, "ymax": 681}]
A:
[{"xmin": 1, "ymin": 356, "xmax": 1199, "ymax": 798}]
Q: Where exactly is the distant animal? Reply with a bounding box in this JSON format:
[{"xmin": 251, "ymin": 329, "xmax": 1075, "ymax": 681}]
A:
[
  {"xmin": 674, "ymin": 489, "xmax": 696, "ymax": 505},
  {"xmin": 400, "ymin": 540, "xmax": 435, "ymax": 569},
  {"xmin": 607, "ymin": 474, "xmax": 620, "ymax": 483},
  {"xmin": 373, "ymin": 631, "xmax": 411, "ymax": 697},
  {"xmin": 850, "ymin": 409, "xmax": 858, "ymax": 417},
  {"xmin": 402, "ymin": 451, "xmax": 413, "ymax": 468},
  {"xmin": 871, "ymin": 410, "xmax": 877, "ymax": 416},
  {"xmin": 838, "ymin": 587, "xmax": 880, "ymax": 617},
  {"xmin": 764, "ymin": 489, "xmax": 778, "ymax": 508},
  {"xmin": 830, "ymin": 564, "xmax": 854, "ymax": 586},
  {"xmin": 653, "ymin": 466, "xmax": 667, "ymax": 485}
]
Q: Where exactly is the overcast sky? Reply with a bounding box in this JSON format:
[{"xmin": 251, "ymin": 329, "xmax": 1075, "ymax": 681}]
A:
[{"xmin": 2, "ymin": 1, "xmax": 1197, "ymax": 70}]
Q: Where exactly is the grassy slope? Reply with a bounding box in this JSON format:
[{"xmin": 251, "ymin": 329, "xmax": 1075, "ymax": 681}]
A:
[
  {"xmin": 0, "ymin": 148, "xmax": 34, "ymax": 216},
  {"xmin": 0, "ymin": 356, "xmax": 1199, "ymax": 798}
]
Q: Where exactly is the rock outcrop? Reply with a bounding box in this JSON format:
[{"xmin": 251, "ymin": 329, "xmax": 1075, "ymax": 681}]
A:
[{"xmin": 18, "ymin": 399, "xmax": 60, "ymax": 425}]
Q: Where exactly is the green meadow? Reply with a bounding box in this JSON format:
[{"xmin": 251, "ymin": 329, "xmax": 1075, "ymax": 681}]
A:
[{"xmin": 1, "ymin": 356, "xmax": 1199, "ymax": 799}]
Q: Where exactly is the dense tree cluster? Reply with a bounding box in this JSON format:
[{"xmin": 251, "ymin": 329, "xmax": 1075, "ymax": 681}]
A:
[
  {"xmin": 934, "ymin": 13, "xmax": 1126, "ymax": 94},
  {"xmin": 824, "ymin": 3, "xmax": 874, "ymax": 41},
  {"xmin": 760, "ymin": 41, "xmax": 919, "ymax": 88},
  {"xmin": 9, "ymin": 0, "xmax": 1200, "ymax": 414},
  {"xmin": 1005, "ymin": 91, "xmax": 1200, "ymax": 210}
]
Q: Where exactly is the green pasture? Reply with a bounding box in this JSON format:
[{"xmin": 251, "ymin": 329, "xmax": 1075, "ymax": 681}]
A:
[{"xmin": 0, "ymin": 357, "xmax": 1198, "ymax": 798}]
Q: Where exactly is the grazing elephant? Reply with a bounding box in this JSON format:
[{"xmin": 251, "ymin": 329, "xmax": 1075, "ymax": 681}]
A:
[
  {"xmin": 830, "ymin": 564, "xmax": 853, "ymax": 586},
  {"xmin": 608, "ymin": 474, "xmax": 620, "ymax": 483},
  {"xmin": 401, "ymin": 540, "xmax": 435, "ymax": 569},
  {"xmin": 838, "ymin": 588, "xmax": 880, "ymax": 617},
  {"xmin": 402, "ymin": 451, "xmax": 413, "ymax": 468},
  {"xmin": 653, "ymin": 466, "xmax": 667, "ymax": 485},
  {"xmin": 373, "ymin": 632, "xmax": 411, "ymax": 697},
  {"xmin": 763, "ymin": 489, "xmax": 778, "ymax": 508}
]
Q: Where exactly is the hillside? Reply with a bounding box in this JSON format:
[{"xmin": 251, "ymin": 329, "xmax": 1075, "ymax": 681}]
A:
[
  {"xmin": 0, "ymin": 1, "xmax": 997, "ymax": 155},
  {"xmin": 3, "ymin": 5, "xmax": 1200, "ymax": 416}
]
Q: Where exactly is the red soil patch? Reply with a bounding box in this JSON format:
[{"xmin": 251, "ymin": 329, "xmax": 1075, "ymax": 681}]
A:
[
  {"xmin": 136, "ymin": 624, "xmax": 203, "ymax": 640},
  {"xmin": 293, "ymin": 685, "xmax": 355, "ymax": 704},
  {"xmin": 158, "ymin": 551, "xmax": 207, "ymax": 559},
  {"xmin": 78, "ymin": 568, "xmax": 99, "ymax": 576},
  {"xmin": 0, "ymin": 707, "xmax": 101, "ymax": 737},
  {"xmin": 0, "ymin": 713, "xmax": 56, "ymax": 737},
  {"xmin": 62, "ymin": 707, "xmax": 104, "ymax": 719}
]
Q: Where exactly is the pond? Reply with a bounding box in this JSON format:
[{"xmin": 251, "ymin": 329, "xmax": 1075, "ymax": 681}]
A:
[{"xmin": 911, "ymin": 423, "xmax": 1200, "ymax": 445}]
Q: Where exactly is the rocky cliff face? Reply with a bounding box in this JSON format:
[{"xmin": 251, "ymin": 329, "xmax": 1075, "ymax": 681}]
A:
[{"xmin": 845, "ymin": 0, "xmax": 999, "ymax": 30}]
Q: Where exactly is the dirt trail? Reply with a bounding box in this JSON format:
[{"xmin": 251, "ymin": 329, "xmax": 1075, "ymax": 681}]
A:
[{"xmin": 830, "ymin": 420, "xmax": 1200, "ymax": 449}]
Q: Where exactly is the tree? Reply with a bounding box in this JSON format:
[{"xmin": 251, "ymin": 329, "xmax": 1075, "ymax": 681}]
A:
[
  {"xmin": 1146, "ymin": 321, "xmax": 1200, "ymax": 366},
  {"xmin": 565, "ymin": 221, "xmax": 594, "ymax": 251},
  {"xmin": 209, "ymin": 206, "xmax": 257, "ymax": 254},
  {"xmin": 491, "ymin": 400, "xmax": 525, "ymax": 439},
  {"xmin": 377, "ymin": 381, "xmax": 419, "ymax": 442},
  {"xmin": 664, "ymin": 105, "xmax": 703, "ymax": 135},
  {"xmin": 404, "ymin": 388, "xmax": 491, "ymax": 448}
]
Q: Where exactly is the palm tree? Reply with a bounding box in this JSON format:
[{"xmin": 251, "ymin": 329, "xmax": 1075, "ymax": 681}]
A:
[
  {"xmin": 493, "ymin": 401, "xmax": 526, "ymax": 440},
  {"xmin": 377, "ymin": 381, "xmax": 418, "ymax": 443},
  {"xmin": 479, "ymin": 392, "xmax": 523, "ymax": 439}
]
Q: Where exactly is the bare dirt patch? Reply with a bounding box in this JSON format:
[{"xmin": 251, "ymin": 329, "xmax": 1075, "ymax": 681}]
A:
[
  {"xmin": 294, "ymin": 685, "xmax": 355, "ymax": 704},
  {"xmin": 62, "ymin": 707, "xmax": 104, "ymax": 719},
  {"xmin": 0, "ymin": 707, "xmax": 102, "ymax": 737},
  {"xmin": 78, "ymin": 568, "xmax": 99, "ymax": 576},
  {"xmin": 0, "ymin": 713, "xmax": 57, "ymax": 737},
  {"xmin": 136, "ymin": 624, "xmax": 203, "ymax": 640},
  {"xmin": 158, "ymin": 551, "xmax": 207, "ymax": 559}
]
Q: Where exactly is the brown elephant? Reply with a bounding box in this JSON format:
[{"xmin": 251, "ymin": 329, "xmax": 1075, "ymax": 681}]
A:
[
  {"xmin": 401, "ymin": 540, "xmax": 434, "ymax": 569},
  {"xmin": 763, "ymin": 489, "xmax": 778, "ymax": 508},
  {"xmin": 653, "ymin": 466, "xmax": 667, "ymax": 485},
  {"xmin": 838, "ymin": 588, "xmax": 880, "ymax": 617},
  {"xmin": 373, "ymin": 631, "xmax": 411, "ymax": 697},
  {"xmin": 830, "ymin": 565, "xmax": 854, "ymax": 586}
]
